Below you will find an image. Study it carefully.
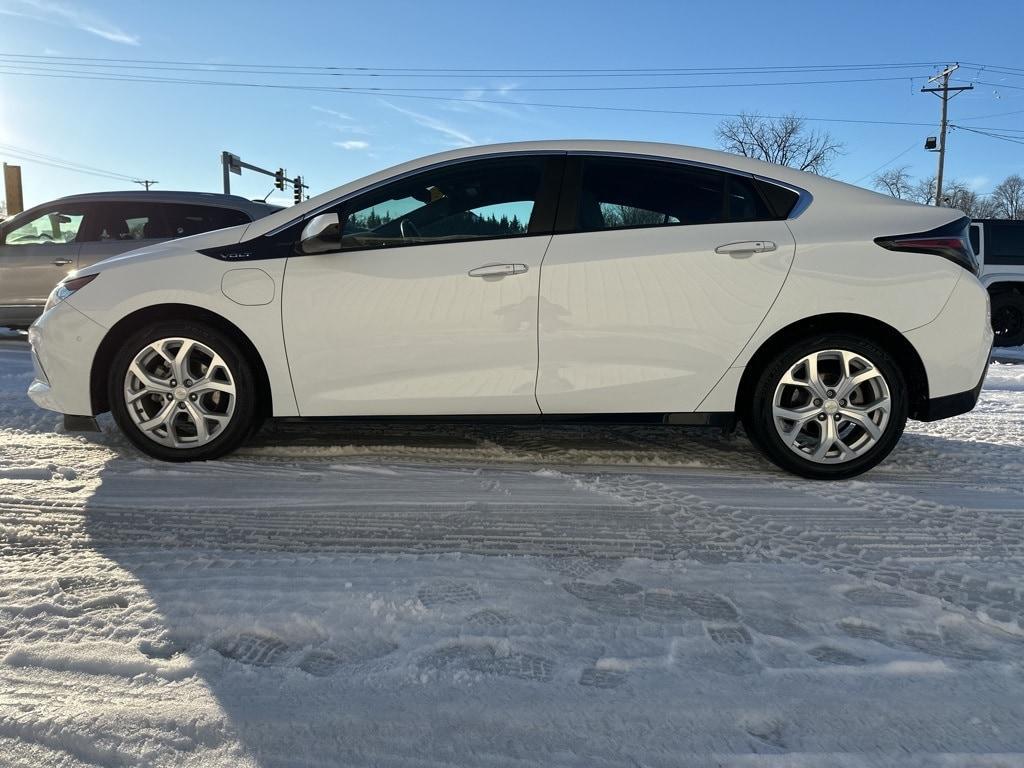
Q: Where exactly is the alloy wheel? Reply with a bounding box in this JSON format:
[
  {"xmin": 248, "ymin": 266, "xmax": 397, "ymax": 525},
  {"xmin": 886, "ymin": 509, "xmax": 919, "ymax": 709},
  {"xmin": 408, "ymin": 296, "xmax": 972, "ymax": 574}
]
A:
[
  {"xmin": 771, "ymin": 348, "xmax": 891, "ymax": 465},
  {"xmin": 123, "ymin": 337, "xmax": 236, "ymax": 449}
]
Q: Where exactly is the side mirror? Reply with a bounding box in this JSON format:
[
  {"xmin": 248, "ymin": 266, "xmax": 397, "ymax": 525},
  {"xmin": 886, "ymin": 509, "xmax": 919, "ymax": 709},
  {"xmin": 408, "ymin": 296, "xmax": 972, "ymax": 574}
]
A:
[{"xmin": 298, "ymin": 213, "xmax": 342, "ymax": 255}]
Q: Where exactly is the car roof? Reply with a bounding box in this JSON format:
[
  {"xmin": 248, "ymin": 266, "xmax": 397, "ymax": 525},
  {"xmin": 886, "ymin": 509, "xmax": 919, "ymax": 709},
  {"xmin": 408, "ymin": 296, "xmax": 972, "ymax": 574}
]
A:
[
  {"xmin": 8, "ymin": 191, "xmax": 280, "ymax": 222},
  {"xmin": 246, "ymin": 138, "xmax": 909, "ymax": 238}
]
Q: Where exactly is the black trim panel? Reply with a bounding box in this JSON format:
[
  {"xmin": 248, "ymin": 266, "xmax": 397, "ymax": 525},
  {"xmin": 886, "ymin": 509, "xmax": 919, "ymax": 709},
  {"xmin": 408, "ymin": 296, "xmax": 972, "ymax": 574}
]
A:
[
  {"xmin": 64, "ymin": 414, "xmax": 101, "ymax": 432},
  {"xmin": 914, "ymin": 364, "xmax": 988, "ymax": 422},
  {"xmin": 275, "ymin": 412, "xmax": 736, "ymax": 427}
]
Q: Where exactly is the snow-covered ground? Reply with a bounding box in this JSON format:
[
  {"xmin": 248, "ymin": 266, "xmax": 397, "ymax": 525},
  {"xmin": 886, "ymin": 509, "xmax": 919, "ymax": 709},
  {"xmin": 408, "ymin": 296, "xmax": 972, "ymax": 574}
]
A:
[{"xmin": 1, "ymin": 336, "xmax": 1023, "ymax": 767}]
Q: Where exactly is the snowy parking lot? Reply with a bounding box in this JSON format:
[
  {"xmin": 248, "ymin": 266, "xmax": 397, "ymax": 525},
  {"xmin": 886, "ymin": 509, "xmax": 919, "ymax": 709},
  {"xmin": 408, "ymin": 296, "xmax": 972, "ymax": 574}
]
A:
[{"xmin": 2, "ymin": 336, "xmax": 1024, "ymax": 767}]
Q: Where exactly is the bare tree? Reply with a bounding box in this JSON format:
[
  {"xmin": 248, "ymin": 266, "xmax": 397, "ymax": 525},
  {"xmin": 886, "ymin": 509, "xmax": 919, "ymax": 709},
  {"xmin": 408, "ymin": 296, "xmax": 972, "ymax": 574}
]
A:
[
  {"xmin": 911, "ymin": 176, "xmax": 938, "ymax": 206},
  {"xmin": 873, "ymin": 166, "xmax": 915, "ymax": 199},
  {"xmin": 603, "ymin": 205, "xmax": 669, "ymax": 228},
  {"xmin": 991, "ymin": 174, "xmax": 1024, "ymax": 219},
  {"xmin": 715, "ymin": 113, "xmax": 843, "ymax": 175},
  {"xmin": 923, "ymin": 180, "xmax": 998, "ymax": 217}
]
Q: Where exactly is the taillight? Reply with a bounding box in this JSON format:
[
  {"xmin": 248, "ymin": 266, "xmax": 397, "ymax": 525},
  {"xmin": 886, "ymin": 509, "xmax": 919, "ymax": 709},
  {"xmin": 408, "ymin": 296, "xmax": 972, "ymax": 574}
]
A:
[{"xmin": 874, "ymin": 216, "xmax": 978, "ymax": 275}]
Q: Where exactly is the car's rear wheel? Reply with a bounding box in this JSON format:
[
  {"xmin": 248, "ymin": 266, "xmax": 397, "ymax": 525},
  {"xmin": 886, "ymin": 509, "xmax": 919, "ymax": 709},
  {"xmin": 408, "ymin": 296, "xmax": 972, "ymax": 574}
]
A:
[
  {"xmin": 109, "ymin": 322, "xmax": 257, "ymax": 461},
  {"xmin": 745, "ymin": 335, "xmax": 908, "ymax": 479},
  {"xmin": 991, "ymin": 289, "xmax": 1024, "ymax": 348}
]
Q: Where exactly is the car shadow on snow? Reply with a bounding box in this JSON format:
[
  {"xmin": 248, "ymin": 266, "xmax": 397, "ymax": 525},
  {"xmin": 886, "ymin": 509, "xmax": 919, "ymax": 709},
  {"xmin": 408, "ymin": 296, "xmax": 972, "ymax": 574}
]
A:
[{"xmin": 67, "ymin": 418, "xmax": 1024, "ymax": 764}]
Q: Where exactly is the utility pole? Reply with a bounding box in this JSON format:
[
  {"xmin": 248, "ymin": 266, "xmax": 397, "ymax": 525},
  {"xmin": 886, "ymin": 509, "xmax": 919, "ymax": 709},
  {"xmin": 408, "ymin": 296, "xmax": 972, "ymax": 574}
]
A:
[
  {"xmin": 133, "ymin": 179, "xmax": 158, "ymax": 191},
  {"xmin": 3, "ymin": 163, "xmax": 24, "ymax": 215},
  {"xmin": 921, "ymin": 64, "xmax": 973, "ymax": 207}
]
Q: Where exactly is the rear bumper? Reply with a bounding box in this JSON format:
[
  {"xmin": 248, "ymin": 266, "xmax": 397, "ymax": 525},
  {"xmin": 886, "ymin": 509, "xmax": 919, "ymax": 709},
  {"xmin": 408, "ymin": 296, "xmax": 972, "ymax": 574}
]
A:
[
  {"xmin": 905, "ymin": 272, "xmax": 993, "ymax": 421},
  {"xmin": 915, "ymin": 362, "xmax": 988, "ymax": 422}
]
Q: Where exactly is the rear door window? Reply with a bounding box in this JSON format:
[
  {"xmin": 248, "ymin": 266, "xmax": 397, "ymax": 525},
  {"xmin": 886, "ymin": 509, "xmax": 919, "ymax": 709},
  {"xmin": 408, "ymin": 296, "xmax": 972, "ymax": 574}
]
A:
[
  {"xmin": 84, "ymin": 202, "xmax": 171, "ymax": 242},
  {"xmin": 573, "ymin": 156, "xmax": 775, "ymax": 232},
  {"xmin": 162, "ymin": 204, "xmax": 251, "ymax": 238}
]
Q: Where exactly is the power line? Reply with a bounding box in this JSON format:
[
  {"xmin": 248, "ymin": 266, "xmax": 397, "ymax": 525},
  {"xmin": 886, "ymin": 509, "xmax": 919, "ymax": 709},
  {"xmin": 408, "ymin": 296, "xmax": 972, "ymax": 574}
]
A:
[
  {"xmin": 952, "ymin": 125, "xmax": 1024, "ymax": 146},
  {"xmin": 0, "ymin": 150, "xmax": 139, "ymax": 182},
  {"xmin": 0, "ymin": 67, "xmax": 942, "ymax": 127},
  {"xmin": 0, "ymin": 51, "xmax": 948, "ymax": 74},
  {"xmin": 0, "ymin": 63, "xmax": 927, "ymax": 93},
  {"xmin": 973, "ymin": 80, "xmax": 1024, "ymax": 92},
  {"xmin": 851, "ymin": 141, "xmax": 919, "ymax": 185},
  {"xmin": 956, "ymin": 107, "xmax": 1024, "ymax": 123},
  {"xmin": 962, "ymin": 61, "xmax": 1024, "ymax": 75},
  {"xmin": 0, "ymin": 142, "xmax": 139, "ymax": 182},
  {"xmin": 0, "ymin": 55, "xmax": 945, "ymax": 81}
]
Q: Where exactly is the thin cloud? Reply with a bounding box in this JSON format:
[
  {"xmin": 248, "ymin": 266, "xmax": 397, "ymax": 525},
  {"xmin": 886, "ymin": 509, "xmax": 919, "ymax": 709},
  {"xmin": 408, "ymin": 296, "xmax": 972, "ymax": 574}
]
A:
[
  {"xmin": 0, "ymin": 0, "xmax": 140, "ymax": 45},
  {"xmin": 335, "ymin": 140, "xmax": 369, "ymax": 151},
  {"xmin": 966, "ymin": 175, "xmax": 990, "ymax": 191},
  {"xmin": 381, "ymin": 100, "xmax": 475, "ymax": 147},
  {"xmin": 311, "ymin": 105, "xmax": 354, "ymax": 121}
]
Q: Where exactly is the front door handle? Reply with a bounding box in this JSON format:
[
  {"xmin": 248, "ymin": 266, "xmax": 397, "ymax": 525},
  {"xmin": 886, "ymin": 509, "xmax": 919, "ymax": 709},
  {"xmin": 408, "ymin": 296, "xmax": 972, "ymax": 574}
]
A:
[
  {"xmin": 52, "ymin": 258, "xmax": 74, "ymax": 266},
  {"xmin": 714, "ymin": 241, "xmax": 776, "ymax": 255},
  {"xmin": 468, "ymin": 263, "xmax": 528, "ymax": 278}
]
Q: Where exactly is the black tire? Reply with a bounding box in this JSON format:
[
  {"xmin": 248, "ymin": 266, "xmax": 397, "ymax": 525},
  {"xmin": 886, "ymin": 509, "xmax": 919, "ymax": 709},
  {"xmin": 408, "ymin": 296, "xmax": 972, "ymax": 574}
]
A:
[
  {"xmin": 991, "ymin": 289, "xmax": 1024, "ymax": 348},
  {"xmin": 108, "ymin": 321, "xmax": 257, "ymax": 461},
  {"xmin": 744, "ymin": 334, "xmax": 909, "ymax": 480}
]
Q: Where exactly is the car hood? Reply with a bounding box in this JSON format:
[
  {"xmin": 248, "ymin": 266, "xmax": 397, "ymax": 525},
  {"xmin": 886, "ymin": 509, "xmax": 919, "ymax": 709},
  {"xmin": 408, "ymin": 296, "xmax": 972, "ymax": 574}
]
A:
[{"xmin": 75, "ymin": 224, "xmax": 251, "ymax": 276}]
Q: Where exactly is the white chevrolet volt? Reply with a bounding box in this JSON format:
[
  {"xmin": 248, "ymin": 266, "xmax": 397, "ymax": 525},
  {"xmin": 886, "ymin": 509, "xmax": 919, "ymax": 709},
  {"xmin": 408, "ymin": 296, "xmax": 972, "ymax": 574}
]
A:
[{"xmin": 27, "ymin": 141, "xmax": 992, "ymax": 478}]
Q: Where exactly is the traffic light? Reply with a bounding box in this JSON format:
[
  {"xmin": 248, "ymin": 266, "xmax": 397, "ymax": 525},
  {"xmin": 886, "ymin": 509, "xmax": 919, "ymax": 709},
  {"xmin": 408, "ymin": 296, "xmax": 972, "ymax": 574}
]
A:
[
  {"xmin": 293, "ymin": 176, "xmax": 302, "ymax": 205},
  {"xmin": 274, "ymin": 168, "xmax": 285, "ymax": 190}
]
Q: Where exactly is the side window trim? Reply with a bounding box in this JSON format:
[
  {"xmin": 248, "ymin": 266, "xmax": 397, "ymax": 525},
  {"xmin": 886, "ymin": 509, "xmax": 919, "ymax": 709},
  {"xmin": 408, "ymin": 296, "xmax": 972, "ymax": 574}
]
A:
[
  {"xmin": 553, "ymin": 151, "xmax": 810, "ymax": 232},
  {"xmin": 262, "ymin": 150, "xmax": 568, "ymax": 240},
  {"xmin": 554, "ymin": 156, "xmax": 583, "ymax": 234},
  {"xmin": 526, "ymin": 154, "xmax": 567, "ymax": 235}
]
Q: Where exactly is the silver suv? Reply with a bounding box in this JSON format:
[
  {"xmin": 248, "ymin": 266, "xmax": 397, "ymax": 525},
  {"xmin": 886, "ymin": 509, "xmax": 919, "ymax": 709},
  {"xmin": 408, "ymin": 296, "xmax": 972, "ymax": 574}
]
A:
[{"xmin": 0, "ymin": 191, "xmax": 280, "ymax": 328}]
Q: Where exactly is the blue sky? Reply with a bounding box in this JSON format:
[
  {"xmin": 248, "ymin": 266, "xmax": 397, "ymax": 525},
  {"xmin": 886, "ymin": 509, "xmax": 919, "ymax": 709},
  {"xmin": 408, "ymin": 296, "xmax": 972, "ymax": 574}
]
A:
[{"xmin": 1, "ymin": 0, "xmax": 1022, "ymax": 210}]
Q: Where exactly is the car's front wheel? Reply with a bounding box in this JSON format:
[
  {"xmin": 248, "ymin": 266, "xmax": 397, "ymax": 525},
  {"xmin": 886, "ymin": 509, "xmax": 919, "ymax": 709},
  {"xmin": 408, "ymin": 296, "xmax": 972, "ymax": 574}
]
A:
[
  {"xmin": 745, "ymin": 335, "xmax": 908, "ymax": 479},
  {"xmin": 109, "ymin": 322, "xmax": 257, "ymax": 461}
]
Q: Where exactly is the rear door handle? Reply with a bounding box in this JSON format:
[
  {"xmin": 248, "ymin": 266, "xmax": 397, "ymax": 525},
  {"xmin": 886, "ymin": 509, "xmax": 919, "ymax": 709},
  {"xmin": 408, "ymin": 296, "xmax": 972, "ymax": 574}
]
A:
[
  {"xmin": 468, "ymin": 263, "xmax": 528, "ymax": 278},
  {"xmin": 52, "ymin": 258, "xmax": 74, "ymax": 266},
  {"xmin": 714, "ymin": 241, "xmax": 776, "ymax": 255}
]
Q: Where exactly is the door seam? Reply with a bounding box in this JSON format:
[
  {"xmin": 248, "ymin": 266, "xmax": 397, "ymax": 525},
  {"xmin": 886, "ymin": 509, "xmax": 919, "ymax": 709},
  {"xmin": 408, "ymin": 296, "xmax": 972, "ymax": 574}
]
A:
[{"xmin": 533, "ymin": 235, "xmax": 554, "ymax": 414}]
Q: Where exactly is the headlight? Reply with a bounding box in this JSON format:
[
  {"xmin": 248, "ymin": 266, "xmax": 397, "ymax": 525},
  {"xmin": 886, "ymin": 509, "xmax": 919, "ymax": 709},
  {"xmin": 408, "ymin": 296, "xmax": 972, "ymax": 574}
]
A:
[{"xmin": 44, "ymin": 273, "xmax": 98, "ymax": 313}]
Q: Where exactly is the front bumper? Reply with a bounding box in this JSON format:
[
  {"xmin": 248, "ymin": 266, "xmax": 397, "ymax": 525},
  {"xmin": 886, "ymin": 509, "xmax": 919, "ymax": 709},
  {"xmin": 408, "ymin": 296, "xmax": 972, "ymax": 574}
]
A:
[{"xmin": 27, "ymin": 301, "xmax": 107, "ymax": 416}]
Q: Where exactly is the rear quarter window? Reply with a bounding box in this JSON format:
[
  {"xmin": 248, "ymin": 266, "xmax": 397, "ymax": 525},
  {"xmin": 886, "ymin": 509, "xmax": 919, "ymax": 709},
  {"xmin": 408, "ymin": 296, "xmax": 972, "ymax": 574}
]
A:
[{"xmin": 753, "ymin": 179, "xmax": 800, "ymax": 218}]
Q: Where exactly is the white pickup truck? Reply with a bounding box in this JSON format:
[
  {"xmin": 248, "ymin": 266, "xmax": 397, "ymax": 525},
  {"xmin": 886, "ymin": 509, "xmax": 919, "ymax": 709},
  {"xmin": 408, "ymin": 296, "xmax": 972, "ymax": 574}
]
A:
[{"xmin": 971, "ymin": 219, "xmax": 1024, "ymax": 348}]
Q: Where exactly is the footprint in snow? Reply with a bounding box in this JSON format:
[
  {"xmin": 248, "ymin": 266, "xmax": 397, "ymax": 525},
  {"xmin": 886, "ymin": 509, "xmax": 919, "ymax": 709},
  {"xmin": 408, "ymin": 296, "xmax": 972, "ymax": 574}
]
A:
[
  {"xmin": 578, "ymin": 667, "xmax": 626, "ymax": 689},
  {"xmin": 417, "ymin": 580, "xmax": 481, "ymax": 608},
  {"xmin": 807, "ymin": 645, "xmax": 867, "ymax": 666},
  {"xmin": 215, "ymin": 632, "xmax": 291, "ymax": 667},
  {"xmin": 419, "ymin": 643, "xmax": 554, "ymax": 682},
  {"xmin": 843, "ymin": 587, "xmax": 917, "ymax": 608}
]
